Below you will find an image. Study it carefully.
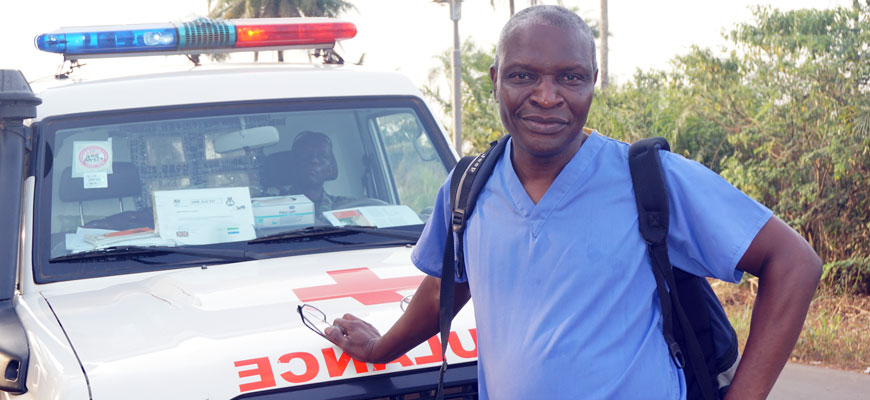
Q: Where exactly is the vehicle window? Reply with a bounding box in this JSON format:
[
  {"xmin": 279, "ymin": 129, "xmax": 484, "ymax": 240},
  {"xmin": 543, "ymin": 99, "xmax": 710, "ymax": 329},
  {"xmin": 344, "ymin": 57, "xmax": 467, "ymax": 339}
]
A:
[
  {"xmin": 37, "ymin": 99, "xmax": 450, "ymax": 277},
  {"xmin": 374, "ymin": 111, "xmax": 443, "ymax": 217}
]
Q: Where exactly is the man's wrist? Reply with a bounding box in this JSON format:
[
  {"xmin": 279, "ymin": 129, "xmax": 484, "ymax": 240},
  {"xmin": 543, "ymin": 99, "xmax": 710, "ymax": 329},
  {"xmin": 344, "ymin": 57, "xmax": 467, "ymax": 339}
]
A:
[{"xmin": 366, "ymin": 336, "xmax": 388, "ymax": 364}]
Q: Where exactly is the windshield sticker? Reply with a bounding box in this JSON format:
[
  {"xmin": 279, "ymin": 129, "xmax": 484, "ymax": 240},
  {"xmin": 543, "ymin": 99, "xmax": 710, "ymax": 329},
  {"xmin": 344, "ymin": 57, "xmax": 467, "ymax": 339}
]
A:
[
  {"xmin": 153, "ymin": 187, "xmax": 256, "ymax": 245},
  {"xmin": 72, "ymin": 139, "xmax": 113, "ymax": 179},
  {"xmin": 233, "ymin": 329, "xmax": 478, "ymax": 393}
]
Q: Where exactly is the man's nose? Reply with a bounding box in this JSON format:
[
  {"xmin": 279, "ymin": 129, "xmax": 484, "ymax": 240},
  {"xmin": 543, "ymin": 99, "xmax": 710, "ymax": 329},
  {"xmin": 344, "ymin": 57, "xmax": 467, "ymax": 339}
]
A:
[{"xmin": 530, "ymin": 77, "xmax": 563, "ymax": 108}]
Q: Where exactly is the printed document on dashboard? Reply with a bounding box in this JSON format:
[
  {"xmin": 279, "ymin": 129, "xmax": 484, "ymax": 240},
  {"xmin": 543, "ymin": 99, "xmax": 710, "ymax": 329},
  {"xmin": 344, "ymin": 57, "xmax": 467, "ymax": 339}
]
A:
[
  {"xmin": 153, "ymin": 187, "xmax": 256, "ymax": 245},
  {"xmin": 323, "ymin": 205, "xmax": 422, "ymax": 228}
]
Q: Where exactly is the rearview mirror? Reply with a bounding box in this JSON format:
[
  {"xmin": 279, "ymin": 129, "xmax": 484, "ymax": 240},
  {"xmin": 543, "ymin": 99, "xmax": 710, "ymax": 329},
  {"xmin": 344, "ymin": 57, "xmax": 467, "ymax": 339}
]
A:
[{"xmin": 214, "ymin": 126, "xmax": 280, "ymax": 153}]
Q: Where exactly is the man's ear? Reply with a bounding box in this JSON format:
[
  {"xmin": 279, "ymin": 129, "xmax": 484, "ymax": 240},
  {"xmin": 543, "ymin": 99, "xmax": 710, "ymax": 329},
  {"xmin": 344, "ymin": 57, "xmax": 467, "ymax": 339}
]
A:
[{"xmin": 490, "ymin": 65, "xmax": 499, "ymax": 100}]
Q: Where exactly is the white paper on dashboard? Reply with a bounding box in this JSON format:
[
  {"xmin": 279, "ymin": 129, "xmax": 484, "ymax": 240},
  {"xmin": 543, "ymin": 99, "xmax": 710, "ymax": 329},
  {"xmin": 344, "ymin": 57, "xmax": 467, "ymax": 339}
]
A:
[
  {"xmin": 65, "ymin": 227, "xmax": 175, "ymax": 252},
  {"xmin": 153, "ymin": 187, "xmax": 256, "ymax": 245},
  {"xmin": 66, "ymin": 227, "xmax": 116, "ymax": 252},
  {"xmin": 323, "ymin": 205, "xmax": 422, "ymax": 228}
]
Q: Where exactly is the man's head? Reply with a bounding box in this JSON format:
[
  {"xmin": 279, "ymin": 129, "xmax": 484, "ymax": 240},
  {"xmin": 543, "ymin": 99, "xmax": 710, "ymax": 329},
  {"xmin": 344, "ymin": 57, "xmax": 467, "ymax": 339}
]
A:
[
  {"xmin": 490, "ymin": 5, "xmax": 598, "ymax": 161},
  {"xmin": 290, "ymin": 131, "xmax": 338, "ymax": 187},
  {"xmin": 494, "ymin": 6, "xmax": 598, "ymax": 74}
]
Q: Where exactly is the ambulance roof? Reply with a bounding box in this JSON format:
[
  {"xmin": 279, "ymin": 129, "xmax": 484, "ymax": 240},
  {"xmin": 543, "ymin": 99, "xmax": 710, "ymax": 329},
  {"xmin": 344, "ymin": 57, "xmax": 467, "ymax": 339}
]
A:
[{"xmin": 34, "ymin": 62, "xmax": 425, "ymax": 119}]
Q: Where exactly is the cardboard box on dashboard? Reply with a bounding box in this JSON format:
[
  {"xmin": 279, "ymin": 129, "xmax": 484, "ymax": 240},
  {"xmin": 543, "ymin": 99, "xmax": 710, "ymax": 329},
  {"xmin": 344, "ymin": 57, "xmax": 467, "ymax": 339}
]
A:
[{"xmin": 251, "ymin": 195, "xmax": 314, "ymax": 229}]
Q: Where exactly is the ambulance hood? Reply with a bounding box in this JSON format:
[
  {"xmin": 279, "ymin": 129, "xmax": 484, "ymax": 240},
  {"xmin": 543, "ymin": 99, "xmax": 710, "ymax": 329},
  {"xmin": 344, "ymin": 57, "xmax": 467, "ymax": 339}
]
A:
[{"xmin": 42, "ymin": 247, "xmax": 478, "ymax": 399}]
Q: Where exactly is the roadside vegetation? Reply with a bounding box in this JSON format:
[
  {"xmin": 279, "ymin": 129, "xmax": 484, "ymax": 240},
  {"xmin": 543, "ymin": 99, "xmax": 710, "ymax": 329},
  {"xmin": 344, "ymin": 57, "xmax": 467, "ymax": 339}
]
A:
[
  {"xmin": 426, "ymin": 2, "xmax": 870, "ymax": 372},
  {"xmin": 716, "ymin": 279, "xmax": 870, "ymax": 372}
]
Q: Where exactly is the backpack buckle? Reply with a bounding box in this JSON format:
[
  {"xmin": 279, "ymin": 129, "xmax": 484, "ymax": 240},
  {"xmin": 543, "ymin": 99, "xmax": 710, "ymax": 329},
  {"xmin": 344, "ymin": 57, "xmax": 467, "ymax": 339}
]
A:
[
  {"xmin": 669, "ymin": 342, "xmax": 685, "ymax": 369},
  {"xmin": 451, "ymin": 209, "xmax": 465, "ymax": 232}
]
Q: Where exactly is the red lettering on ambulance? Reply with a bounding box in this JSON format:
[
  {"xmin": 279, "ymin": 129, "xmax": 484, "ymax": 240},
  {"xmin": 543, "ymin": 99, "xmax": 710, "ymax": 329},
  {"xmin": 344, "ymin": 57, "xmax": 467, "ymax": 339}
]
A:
[
  {"xmin": 278, "ymin": 352, "xmax": 319, "ymax": 383},
  {"xmin": 413, "ymin": 336, "xmax": 444, "ymax": 365},
  {"xmin": 321, "ymin": 348, "xmax": 369, "ymax": 376},
  {"xmin": 448, "ymin": 329, "xmax": 478, "ymax": 358},
  {"xmin": 234, "ymin": 357, "xmax": 277, "ymax": 393},
  {"xmin": 235, "ymin": 329, "xmax": 479, "ymax": 392},
  {"xmin": 372, "ymin": 354, "xmax": 414, "ymax": 370}
]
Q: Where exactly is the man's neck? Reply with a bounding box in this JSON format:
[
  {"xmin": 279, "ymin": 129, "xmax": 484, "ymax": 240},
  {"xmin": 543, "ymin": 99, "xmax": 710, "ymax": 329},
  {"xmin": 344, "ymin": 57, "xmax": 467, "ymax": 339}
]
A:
[{"xmin": 511, "ymin": 132, "xmax": 588, "ymax": 204}]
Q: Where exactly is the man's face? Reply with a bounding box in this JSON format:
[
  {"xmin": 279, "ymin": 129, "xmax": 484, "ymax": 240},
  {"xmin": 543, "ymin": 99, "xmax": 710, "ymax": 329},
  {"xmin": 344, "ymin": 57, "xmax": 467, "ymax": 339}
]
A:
[
  {"xmin": 298, "ymin": 139, "xmax": 337, "ymax": 186},
  {"xmin": 490, "ymin": 22, "xmax": 597, "ymax": 160}
]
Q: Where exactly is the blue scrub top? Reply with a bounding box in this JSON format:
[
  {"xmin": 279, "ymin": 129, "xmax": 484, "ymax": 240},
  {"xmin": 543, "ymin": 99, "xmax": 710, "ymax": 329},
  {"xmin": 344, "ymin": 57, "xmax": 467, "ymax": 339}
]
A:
[{"xmin": 412, "ymin": 133, "xmax": 772, "ymax": 400}]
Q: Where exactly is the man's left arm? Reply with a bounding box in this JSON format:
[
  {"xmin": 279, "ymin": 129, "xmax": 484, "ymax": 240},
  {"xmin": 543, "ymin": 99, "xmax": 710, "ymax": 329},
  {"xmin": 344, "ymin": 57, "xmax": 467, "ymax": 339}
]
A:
[{"xmin": 724, "ymin": 215, "xmax": 822, "ymax": 400}]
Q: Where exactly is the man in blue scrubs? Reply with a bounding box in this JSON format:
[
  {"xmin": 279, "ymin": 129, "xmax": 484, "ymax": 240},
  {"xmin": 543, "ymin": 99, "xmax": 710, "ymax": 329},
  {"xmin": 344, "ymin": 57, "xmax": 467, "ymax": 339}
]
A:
[{"xmin": 326, "ymin": 5, "xmax": 822, "ymax": 399}]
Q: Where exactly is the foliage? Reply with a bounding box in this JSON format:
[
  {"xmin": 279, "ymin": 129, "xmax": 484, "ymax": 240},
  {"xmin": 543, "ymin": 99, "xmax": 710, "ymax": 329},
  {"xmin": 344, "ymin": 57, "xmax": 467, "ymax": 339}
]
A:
[
  {"xmin": 589, "ymin": 3, "xmax": 870, "ymax": 267},
  {"xmin": 422, "ymin": 40, "xmax": 503, "ymax": 153},
  {"xmin": 718, "ymin": 3, "xmax": 870, "ymax": 265},
  {"xmin": 376, "ymin": 113, "xmax": 446, "ymax": 214},
  {"xmin": 209, "ymin": 0, "xmax": 355, "ymax": 19},
  {"xmin": 717, "ymin": 280, "xmax": 870, "ymax": 371},
  {"xmin": 587, "ymin": 69, "xmax": 734, "ymax": 172},
  {"xmin": 489, "ymin": 0, "xmax": 515, "ymax": 17},
  {"xmin": 821, "ymin": 256, "xmax": 870, "ymax": 295}
]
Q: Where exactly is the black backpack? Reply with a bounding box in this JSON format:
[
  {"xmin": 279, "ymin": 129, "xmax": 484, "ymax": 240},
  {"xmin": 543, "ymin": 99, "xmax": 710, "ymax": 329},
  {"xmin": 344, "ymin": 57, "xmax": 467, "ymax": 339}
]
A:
[{"xmin": 435, "ymin": 135, "xmax": 739, "ymax": 400}]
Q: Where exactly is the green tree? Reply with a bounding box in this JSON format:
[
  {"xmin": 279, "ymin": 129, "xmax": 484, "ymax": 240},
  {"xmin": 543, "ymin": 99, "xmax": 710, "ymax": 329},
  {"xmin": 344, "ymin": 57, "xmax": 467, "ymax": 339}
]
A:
[
  {"xmin": 720, "ymin": 3, "xmax": 870, "ymax": 267},
  {"xmin": 208, "ymin": 0, "xmax": 355, "ymax": 61},
  {"xmin": 423, "ymin": 40, "xmax": 503, "ymax": 153},
  {"xmin": 489, "ymin": 0, "xmax": 515, "ymax": 16},
  {"xmin": 586, "ymin": 2, "xmax": 869, "ymax": 292}
]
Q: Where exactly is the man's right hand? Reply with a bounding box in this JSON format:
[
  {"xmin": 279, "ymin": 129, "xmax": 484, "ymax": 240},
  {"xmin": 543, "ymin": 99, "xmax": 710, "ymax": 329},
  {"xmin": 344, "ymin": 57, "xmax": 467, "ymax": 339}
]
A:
[
  {"xmin": 325, "ymin": 314, "xmax": 382, "ymax": 363},
  {"xmin": 323, "ymin": 276, "xmax": 471, "ymax": 365}
]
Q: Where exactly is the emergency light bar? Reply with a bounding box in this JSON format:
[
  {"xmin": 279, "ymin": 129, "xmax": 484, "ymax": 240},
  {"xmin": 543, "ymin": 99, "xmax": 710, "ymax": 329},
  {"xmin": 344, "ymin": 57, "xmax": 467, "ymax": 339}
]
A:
[{"xmin": 35, "ymin": 18, "xmax": 357, "ymax": 59}]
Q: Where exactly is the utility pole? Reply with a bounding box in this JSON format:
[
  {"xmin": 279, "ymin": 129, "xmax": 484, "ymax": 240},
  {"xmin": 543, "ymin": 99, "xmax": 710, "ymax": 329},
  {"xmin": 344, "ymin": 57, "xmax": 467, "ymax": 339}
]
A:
[
  {"xmin": 599, "ymin": 0, "xmax": 609, "ymax": 89},
  {"xmin": 448, "ymin": 0, "xmax": 463, "ymax": 155},
  {"xmin": 435, "ymin": 0, "xmax": 463, "ymax": 155}
]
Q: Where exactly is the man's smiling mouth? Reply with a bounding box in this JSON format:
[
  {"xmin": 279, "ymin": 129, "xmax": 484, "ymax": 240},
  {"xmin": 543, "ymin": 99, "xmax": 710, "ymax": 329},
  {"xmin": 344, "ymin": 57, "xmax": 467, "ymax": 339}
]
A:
[{"xmin": 520, "ymin": 115, "xmax": 569, "ymax": 133}]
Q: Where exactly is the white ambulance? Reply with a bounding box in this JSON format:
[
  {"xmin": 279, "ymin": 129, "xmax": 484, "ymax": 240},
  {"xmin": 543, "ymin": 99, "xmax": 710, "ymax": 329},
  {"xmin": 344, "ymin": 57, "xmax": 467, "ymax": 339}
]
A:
[{"xmin": 0, "ymin": 18, "xmax": 477, "ymax": 399}]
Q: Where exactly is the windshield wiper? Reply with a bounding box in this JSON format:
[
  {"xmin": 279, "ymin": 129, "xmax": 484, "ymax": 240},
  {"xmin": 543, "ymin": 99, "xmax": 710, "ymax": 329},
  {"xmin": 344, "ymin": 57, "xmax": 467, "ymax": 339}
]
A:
[
  {"xmin": 50, "ymin": 245, "xmax": 259, "ymax": 263},
  {"xmin": 248, "ymin": 225, "xmax": 420, "ymax": 244}
]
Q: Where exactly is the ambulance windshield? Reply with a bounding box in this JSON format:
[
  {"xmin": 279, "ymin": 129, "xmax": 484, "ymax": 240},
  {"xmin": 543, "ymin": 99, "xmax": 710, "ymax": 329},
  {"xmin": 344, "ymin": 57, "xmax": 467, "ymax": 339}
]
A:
[{"xmin": 35, "ymin": 98, "xmax": 451, "ymax": 281}]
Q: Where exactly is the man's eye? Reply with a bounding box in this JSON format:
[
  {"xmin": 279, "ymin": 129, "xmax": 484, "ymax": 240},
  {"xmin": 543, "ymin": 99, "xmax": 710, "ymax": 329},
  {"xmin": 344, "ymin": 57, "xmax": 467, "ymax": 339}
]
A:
[
  {"xmin": 563, "ymin": 74, "xmax": 584, "ymax": 82},
  {"xmin": 510, "ymin": 72, "xmax": 532, "ymax": 80}
]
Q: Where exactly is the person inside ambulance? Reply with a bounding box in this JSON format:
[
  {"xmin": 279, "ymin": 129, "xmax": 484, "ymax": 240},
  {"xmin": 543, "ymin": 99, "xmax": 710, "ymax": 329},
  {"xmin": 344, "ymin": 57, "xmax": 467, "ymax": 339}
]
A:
[{"xmin": 262, "ymin": 130, "xmax": 350, "ymax": 224}]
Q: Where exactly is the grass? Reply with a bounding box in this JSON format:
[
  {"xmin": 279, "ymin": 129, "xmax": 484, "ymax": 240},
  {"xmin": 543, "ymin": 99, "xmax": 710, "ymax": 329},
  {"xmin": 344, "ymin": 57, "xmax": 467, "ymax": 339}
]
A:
[{"xmin": 712, "ymin": 278, "xmax": 870, "ymax": 373}]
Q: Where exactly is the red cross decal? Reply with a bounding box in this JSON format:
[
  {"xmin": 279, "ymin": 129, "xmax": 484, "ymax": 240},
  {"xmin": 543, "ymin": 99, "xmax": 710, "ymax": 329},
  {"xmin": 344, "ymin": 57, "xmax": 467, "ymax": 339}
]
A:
[{"xmin": 293, "ymin": 267, "xmax": 425, "ymax": 306}]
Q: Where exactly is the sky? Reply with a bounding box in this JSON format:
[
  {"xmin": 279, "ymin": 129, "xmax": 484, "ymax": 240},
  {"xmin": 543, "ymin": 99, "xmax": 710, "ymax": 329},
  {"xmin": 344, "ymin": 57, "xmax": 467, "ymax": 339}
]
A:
[{"xmin": 0, "ymin": 0, "xmax": 853, "ymax": 92}]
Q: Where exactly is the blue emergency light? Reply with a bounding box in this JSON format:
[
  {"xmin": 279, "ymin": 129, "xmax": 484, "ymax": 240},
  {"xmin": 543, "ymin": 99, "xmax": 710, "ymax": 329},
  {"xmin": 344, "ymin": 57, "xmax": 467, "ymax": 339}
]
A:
[{"xmin": 35, "ymin": 18, "xmax": 357, "ymax": 59}]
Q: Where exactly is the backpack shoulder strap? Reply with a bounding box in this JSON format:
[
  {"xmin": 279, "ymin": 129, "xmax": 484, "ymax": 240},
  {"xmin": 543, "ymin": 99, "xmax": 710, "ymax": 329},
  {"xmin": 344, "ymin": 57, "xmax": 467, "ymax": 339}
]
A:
[
  {"xmin": 436, "ymin": 135, "xmax": 509, "ymax": 400},
  {"xmin": 446, "ymin": 134, "xmax": 510, "ymax": 279},
  {"xmin": 628, "ymin": 137, "xmax": 671, "ymax": 246},
  {"xmin": 629, "ymin": 136, "xmax": 683, "ymax": 363},
  {"xmin": 628, "ymin": 137, "xmax": 716, "ymax": 400},
  {"xmin": 450, "ymin": 135, "xmax": 511, "ymax": 237}
]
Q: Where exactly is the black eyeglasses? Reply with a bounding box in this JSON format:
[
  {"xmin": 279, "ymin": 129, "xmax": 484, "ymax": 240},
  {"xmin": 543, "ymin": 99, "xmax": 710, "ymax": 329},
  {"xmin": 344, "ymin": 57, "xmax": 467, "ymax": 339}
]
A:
[{"xmin": 297, "ymin": 304, "xmax": 345, "ymax": 340}]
